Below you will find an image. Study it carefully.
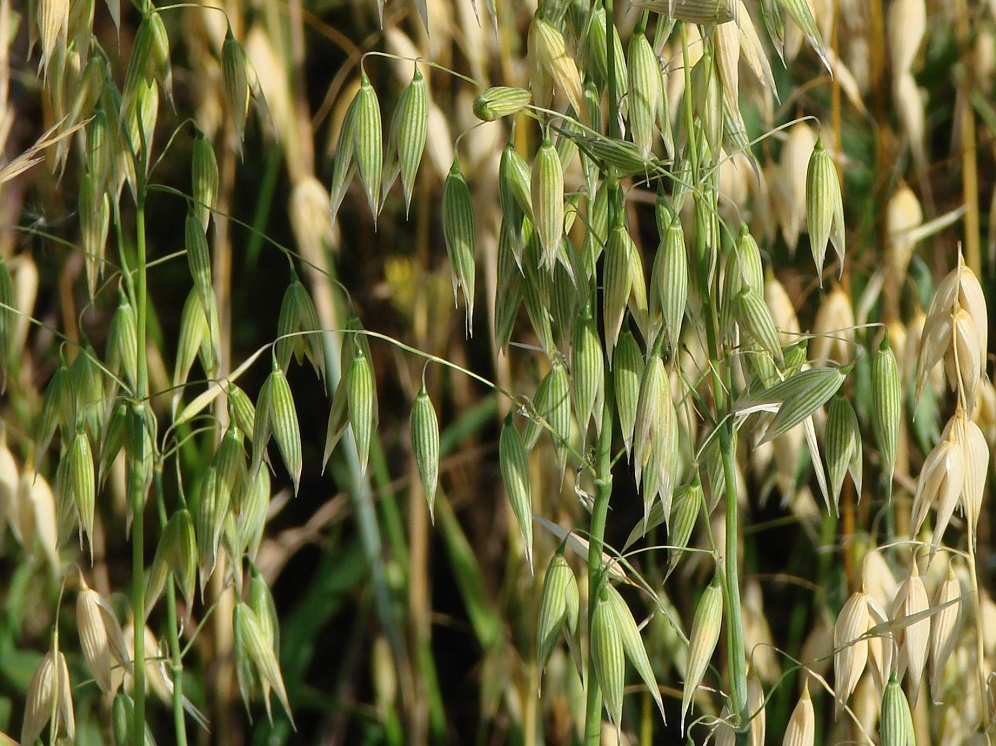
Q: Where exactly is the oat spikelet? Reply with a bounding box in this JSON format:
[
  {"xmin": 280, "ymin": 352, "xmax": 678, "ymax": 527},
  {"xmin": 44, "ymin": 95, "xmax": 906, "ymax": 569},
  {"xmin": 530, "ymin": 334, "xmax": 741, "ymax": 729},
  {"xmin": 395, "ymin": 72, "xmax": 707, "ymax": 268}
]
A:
[
  {"xmin": 834, "ymin": 589, "xmax": 872, "ymax": 714},
  {"xmin": 929, "ymin": 563, "xmax": 963, "ymax": 702},
  {"xmin": 681, "ymin": 574, "xmax": 723, "ymax": 733},
  {"xmin": 783, "ymin": 680, "xmax": 815, "ymax": 746},
  {"xmin": 892, "ymin": 560, "xmax": 929, "ymax": 703}
]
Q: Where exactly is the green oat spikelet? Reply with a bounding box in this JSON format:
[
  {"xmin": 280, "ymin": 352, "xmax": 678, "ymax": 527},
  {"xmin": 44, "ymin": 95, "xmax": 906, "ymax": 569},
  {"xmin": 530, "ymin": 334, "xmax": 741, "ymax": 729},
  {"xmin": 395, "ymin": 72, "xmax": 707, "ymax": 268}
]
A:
[
  {"xmin": 871, "ymin": 334, "xmax": 901, "ymax": 497},
  {"xmin": 591, "ymin": 585, "xmax": 625, "ymax": 729},
  {"xmin": 824, "ymin": 394, "xmax": 861, "ymax": 513},
  {"xmin": 410, "ymin": 383, "xmax": 440, "ymax": 521},
  {"xmin": 613, "ymin": 328, "xmax": 644, "ymax": 458},
  {"xmin": 443, "ymin": 157, "xmax": 477, "ymax": 334},
  {"xmin": 353, "ymin": 71, "xmax": 383, "ymax": 221},
  {"xmin": 805, "ymin": 136, "xmax": 845, "ymax": 281},
  {"xmin": 383, "ymin": 66, "xmax": 428, "ymax": 217},
  {"xmin": 499, "ymin": 415, "xmax": 534, "ymax": 574},
  {"xmin": 571, "ymin": 305, "xmax": 604, "ymax": 441},
  {"xmin": 535, "ymin": 547, "xmax": 578, "ymax": 683},
  {"xmin": 880, "ymin": 674, "xmax": 914, "ymax": 746},
  {"xmin": 473, "ymin": 86, "xmax": 532, "ymax": 121},
  {"xmin": 346, "ymin": 344, "xmax": 376, "ymax": 474},
  {"xmin": 191, "ymin": 127, "xmax": 219, "ymax": 230},
  {"xmin": 531, "ymin": 137, "xmax": 564, "ymax": 272},
  {"xmin": 681, "ymin": 574, "xmax": 723, "ymax": 733}
]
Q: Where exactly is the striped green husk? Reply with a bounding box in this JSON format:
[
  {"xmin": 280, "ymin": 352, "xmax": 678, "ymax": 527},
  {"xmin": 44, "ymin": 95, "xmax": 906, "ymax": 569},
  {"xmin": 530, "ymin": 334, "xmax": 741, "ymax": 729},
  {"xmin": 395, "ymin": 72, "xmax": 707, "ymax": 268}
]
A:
[
  {"xmin": 579, "ymin": 136, "xmax": 657, "ymax": 178},
  {"xmin": 648, "ymin": 0, "xmax": 735, "ymax": 23},
  {"xmin": 276, "ymin": 284, "xmax": 302, "ymax": 371},
  {"xmin": 550, "ymin": 254, "xmax": 579, "ymax": 349},
  {"xmin": 755, "ymin": 367, "xmax": 847, "ymax": 444},
  {"xmin": 106, "ymin": 295, "xmax": 138, "ymax": 391},
  {"xmin": 234, "ymin": 601, "xmax": 294, "ymax": 723},
  {"xmin": 521, "ymin": 235, "xmax": 556, "ymax": 357},
  {"xmin": 213, "ymin": 425, "xmax": 247, "ymax": 511},
  {"xmin": 98, "ymin": 403, "xmax": 128, "ymax": 487},
  {"xmin": 36, "ymin": 366, "xmax": 69, "ymax": 467},
  {"xmin": 442, "ymin": 158, "xmax": 477, "ymax": 333},
  {"xmin": 228, "ymin": 383, "xmax": 257, "ymax": 439},
  {"xmin": 824, "ymin": 394, "xmax": 861, "ymax": 514},
  {"xmin": 500, "ymin": 139, "xmax": 534, "ymax": 226},
  {"xmin": 221, "ymin": 29, "xmax": 250, "ymax": 152},
  {"xmin": 329, "ymin": 86, "xmax": 358, "ymax": 224},
  {"xmin": 172, "ymin": 290, "xmax": 207, "ymax": 402},
  {"xmin": 157, "ymin": 508, "xmax": 197, "ymax": 610},
  {"xmin": 777, "ymin": 0, "xmax": 829, "ymax": 69},
  {"xmin": 653, "ymin": 216, "xmax": 688, "ymax": 344},
  {"xmin": 670, "ymin": 156, "xmax": 693, "ymax": 214},
  {"xmin": 523, "ymin": 359, "xmax": 571, "ymax": 465},
  {"xmin": 591, "ymin": 586, "xmax": 625, "ymax": 727},
  {"xmin": 738, "ymin": 288, "xmax": 783, "ymax": 362},
  {"xmin": 531, "ymin": 138, "xmax": 564, "ymax": 272},
  {"xmin": 86, "ymin": 108, "xmax": 112, "ymax": 197},
  {"xmin": 582, "ymin": 179, "xmax": 609, "ymax": 275},
  {"xmin": 473, "ymin": 86, "xmax": 532, "ymax": 122},
  {"xmin": 347, "ymin": 345, "xmax": 376, "ymax": 474},
  {"xmin": 605, "ymin": 584, "xmax": 666, "ymax": 721},
  {"xmin": 267, "ymin": 363, "xmax": 302, "ymax": 495},
  {"xmin": 383, "ymin": 67, "xmax": 428, "ymax": 218},
  {"xmin": 499, "ymin": 416, "xmax": 534, "ymax": 574},
  {"xmin": 582, "ymin": 2, "xmax": 627, "ymax": 100},
  {"xmin": 571, "ymin": 306, "xmax": 604, "ymax": 440},
  {"xmin": 194, "ymin": 465, "xmax": 219, "ymax": 587},
  {"xmin": 666, "ymin": 477, "xmax": 702, "ymax": 574},
  {"xmin": 191, "ymin": 127, "xmax": 219, "ymax": 230},
  {"xmin": 353, "ymin": 72, "xmax": 383, "ymax": 220},
  {"xmin": 185, "ymin": 209, "xmax": 213, "ymax": 321},
  {"xmin": 737, "ymin": 223, "xmax": 764, "ymax": 293},
  {"xmin": 251, "ymin": 368, "xmax": 274, "ymax": 478},
  {"xmin": 68, "ymin": 428, "xmax": 96, "ymax": 551},
  {"xmin": 147, "ymin": 10, "xmax": 172, "ymax": 98},
  {"xmin": 238, "ymin": 467, "xmax": 269, "ymax": 561},
  {"xmin": 633, "ymin": 353, "xmax": 676, "ymax": 524},
  {"xmin": 410, "ymin": 385, "xmax": 440, "ymax": 521},
  {"xmin": 760, "ymin": 0, "xmax": 785, "ymax": 60},
  {"xmin": 603, "ymin": 224, "xmax": 635, "ymax": 357},
  {"xmin": 494, "ymin": 223, "xmax": 523, "ymax": 352},
  {"xmin": 613, "ymin": 329, "xmax": 644, "ymax": 457},
  {"xmin": 79, "ymin": 173, "xmax": 109, "ymax": 301},
  {"xmin": 535, "ymin": 549, "xmax": 578, "ymax": 673},
  {"xmin": 627, "ymin": 29, "xmax": 662, "ymax": 159},
  {"xmin": 871, "ymin": 335, "xmax": 901, "ymax": 491},
  {"xmin": 805, "ymin": 137, "xmax": 845, "ymax": 280},
  {"xmin": 880, "ymin": 675, "xmax": 914, "ymax": 746},
  {"xmin": 681, "ymin": 575, "xmax": 724, "ymax": 733},
  {"xmin": 122, "ymin": 14, "xmax": 156, "ymax": 111}
]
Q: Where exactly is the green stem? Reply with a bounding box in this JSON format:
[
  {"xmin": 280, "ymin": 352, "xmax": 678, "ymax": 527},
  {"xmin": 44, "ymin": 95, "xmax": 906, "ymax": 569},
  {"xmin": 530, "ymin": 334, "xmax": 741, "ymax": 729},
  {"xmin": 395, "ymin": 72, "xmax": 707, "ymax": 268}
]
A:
[
  {"xmin": 681, "ymin": 22, "xmax": 749, "ymax": 741},
  {"xmin": 132, "ymin": 186, "xmax": 149, "ymax": 746},
  {"xmin": 583, "ymin": 378, "xmax": 614, "ymax": 745},
  {"xmin": 719, "ymin": 427, "xmax": 749, "ymax": 741},
  {"xmin": 604, "ymin": 0, "xmax": 619, "ymax": 139},
  {"xmin": 166, "ymin": 577, "xmax": 188, "ymax": 745},
  {"xmin": 154, "ymin": 464, "xmax": 189, "ymax": 746}
]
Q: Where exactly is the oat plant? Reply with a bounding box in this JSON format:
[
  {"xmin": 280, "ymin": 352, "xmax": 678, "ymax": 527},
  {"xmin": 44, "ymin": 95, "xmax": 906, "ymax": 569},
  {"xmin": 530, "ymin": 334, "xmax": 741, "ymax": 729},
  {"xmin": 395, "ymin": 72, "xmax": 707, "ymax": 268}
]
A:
[{"xmin": 4, "ymin": 0, "xmax": 996, "ymax": 743}]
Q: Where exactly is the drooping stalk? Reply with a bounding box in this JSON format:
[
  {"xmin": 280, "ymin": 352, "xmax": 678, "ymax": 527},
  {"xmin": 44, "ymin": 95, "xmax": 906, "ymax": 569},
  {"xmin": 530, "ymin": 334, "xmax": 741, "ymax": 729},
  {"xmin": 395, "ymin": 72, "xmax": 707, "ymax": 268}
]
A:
[{"xmin": 583, "ymin": 379, "xmax": 614, "ymax": 744}]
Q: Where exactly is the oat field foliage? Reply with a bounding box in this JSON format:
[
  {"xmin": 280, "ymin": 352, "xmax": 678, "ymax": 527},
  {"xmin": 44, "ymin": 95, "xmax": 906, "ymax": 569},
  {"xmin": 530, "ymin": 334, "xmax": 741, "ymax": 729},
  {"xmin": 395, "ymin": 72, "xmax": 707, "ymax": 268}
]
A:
[{"xmin": 1, "ymin": 0, "xmax": 996, "ymax": 743}]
